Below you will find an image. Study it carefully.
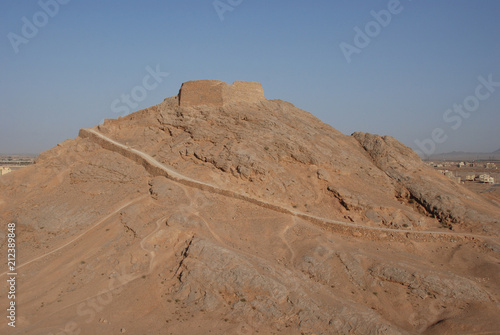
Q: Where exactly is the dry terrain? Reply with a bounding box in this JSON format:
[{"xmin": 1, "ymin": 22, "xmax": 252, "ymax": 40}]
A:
[
  {"xmin": 430, "ymin": 161, "xmax": 500, "ymax": 207},
  {"xmin": 1, "ymin": 80, "xmax": 499, "ymax": 334}
]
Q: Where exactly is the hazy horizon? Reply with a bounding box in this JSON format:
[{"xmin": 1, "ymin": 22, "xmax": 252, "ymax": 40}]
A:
[{"xmin": 1, "ymin": 0, "xmax": 499, "ymax": 155}]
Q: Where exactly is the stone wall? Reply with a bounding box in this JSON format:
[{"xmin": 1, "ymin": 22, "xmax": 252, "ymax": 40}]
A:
[
  {"xmin": 178, "ymin": 80, "xmax": 265, "ymax": 107},
  {"xmin": 79, "ymin": 127, "xmax": 477, "ymax": 244}
]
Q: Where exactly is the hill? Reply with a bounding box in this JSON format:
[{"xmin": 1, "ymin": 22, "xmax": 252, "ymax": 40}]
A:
[{"xmin": 1, "ymin": 80, "xmax": 499, "ymax": 334}]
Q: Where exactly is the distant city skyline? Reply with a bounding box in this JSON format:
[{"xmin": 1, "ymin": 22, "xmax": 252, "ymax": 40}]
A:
[{"xmin": 1, "ymin": 0, "xmax": 499, "ymax": 155}]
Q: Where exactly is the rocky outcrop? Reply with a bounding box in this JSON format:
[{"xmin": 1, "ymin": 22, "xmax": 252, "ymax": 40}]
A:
[
  {"xmin": 369, "ymin": 263, "xmax": 491, "ymax": 301},
  {"xmin": 172, "ymin": 237, "xmax": 402, "ymax": 334},
  {"xmin": 352, "ymin": 132, "xmax": 498, "ymax": 228}
]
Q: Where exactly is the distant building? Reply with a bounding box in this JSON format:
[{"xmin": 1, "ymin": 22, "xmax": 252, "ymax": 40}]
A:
[
  {"xmin": 486, "ymin": 162, "xmax": 496, "ymax": 169},
  {"xmin": 0, "ymin": 167, "xmax": 12, "ymax": 175},
  {"xmin": 458, "ymin": 162, "xmax": 465, "ymax": 168},
  {"xmin": 465, "ymin": 174, "xmax": 476, "ymax": 181},
  {"xmin": 478, "ymin": 174, "xmax": 495, "ymax": 184}
]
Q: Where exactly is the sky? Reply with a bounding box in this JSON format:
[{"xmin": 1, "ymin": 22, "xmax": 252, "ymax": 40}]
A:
[{"xmin": 1, "ymin": 0, "xmax": 499, "ymax": 156}]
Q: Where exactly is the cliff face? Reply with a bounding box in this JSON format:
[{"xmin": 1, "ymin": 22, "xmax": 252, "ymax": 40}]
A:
[{"xmin": 0, "ymin": 80, "xmax": 499, "ymax": 334}]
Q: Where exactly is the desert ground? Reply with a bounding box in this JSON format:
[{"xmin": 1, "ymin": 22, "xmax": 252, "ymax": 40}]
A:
[{"xmin": 1, "ymin": 80, "xmax": 499, "ymax": 334}]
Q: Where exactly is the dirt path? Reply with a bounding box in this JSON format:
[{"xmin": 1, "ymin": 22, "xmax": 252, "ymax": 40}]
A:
[
  {"xmin": 279, "ymin": 217, "xmax": 297, "ymax": 265},
  {"xmin": 140, "ymin": 215, "xmax": 168, "ymax": 273},
  {"xmin": 0, "ymin": 195, "xmax": 147, "ymax": 278},
  {"xmin": 81, "ymin": 128, "xmax": 499, "ymax": 243}
]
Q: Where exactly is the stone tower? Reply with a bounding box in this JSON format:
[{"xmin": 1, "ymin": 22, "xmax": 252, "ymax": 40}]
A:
[{"xmin": 178, "ymin": 80, "xmax": 266, "ymax": 107}]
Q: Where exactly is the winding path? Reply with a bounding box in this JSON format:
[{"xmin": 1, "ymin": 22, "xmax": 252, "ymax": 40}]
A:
[
  {"xmin": 140, "ymin": 215, "xmax": 168, "ymax": 273},
  {"xmin": 0, "ymin": 195, "xmax": 147, "ymax": 278},
  {"xmin": 279, "ymin": 217, "xmax": 297, "ymax": 265},
  {"xmin": 79, "ymin": 128, "xmax": 498, "ymax": 244}
]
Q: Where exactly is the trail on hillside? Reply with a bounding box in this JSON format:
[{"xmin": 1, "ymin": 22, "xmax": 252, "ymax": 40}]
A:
[
  {"xmin": 0, "ymin": 195, "xmax": 147, "ymax": 278},
  {"xmin": 81, "ymin": 128, "xmax": 499, "ymax": 244}
]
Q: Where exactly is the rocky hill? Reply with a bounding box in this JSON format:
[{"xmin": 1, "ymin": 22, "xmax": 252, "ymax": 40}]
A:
[{"xmin": 1, "ymin": 80, "xmax": 499, "ymax": 334}]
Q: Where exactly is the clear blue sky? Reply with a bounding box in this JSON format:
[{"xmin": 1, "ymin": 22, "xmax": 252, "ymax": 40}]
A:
[{"xmin": 1, "ymin": 0, "xmax": 499, "ymax": 155}]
